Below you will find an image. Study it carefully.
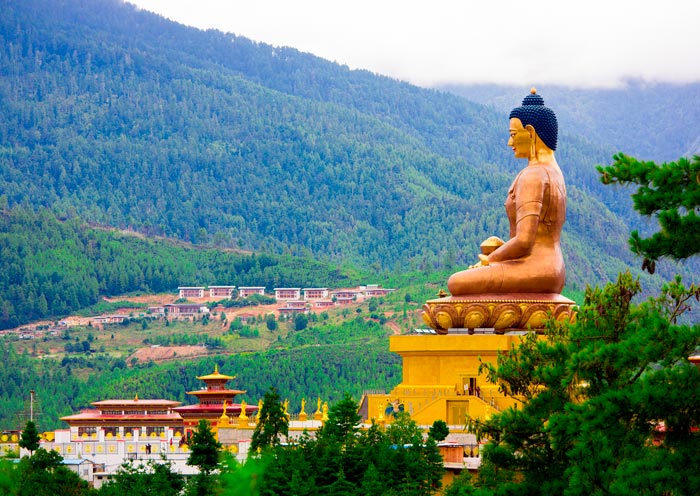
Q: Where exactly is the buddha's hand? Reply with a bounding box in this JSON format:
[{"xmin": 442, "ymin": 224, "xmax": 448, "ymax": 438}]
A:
[{"xmin": 468, "ymin": 255, "xmax": 490, "ymax": 269}]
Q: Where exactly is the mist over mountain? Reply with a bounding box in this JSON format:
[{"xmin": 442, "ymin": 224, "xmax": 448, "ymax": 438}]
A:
[
  {"xmin": 438, "ymin": 83, "xmax": 700, "ymax": 163},
  {"xmin": 1, "ymin": 0, "xmax": 696, "ymax": 296}
]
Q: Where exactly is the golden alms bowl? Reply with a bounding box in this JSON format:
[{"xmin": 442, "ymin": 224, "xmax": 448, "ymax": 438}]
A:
[{"xmin": 480, "ymin": 236, "xmax": 505, "ymax": 255}]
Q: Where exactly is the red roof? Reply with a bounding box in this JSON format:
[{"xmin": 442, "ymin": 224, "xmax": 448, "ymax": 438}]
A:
[{"xmin": 61, "ymin": 411, "xmax": 182, "ymax": 423}]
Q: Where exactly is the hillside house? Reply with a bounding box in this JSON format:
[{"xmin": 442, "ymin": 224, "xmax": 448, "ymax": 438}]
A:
[
  {"xmin": 274, "ymin": 288, "xmax": 302, "ymax": 300},
  {"xmin": 278, "ymin": 301, "xmax": 309, "ymax": 317},
  {"xmin": 362, "ymin": 284, "xmax": 395, "ymax": 297},
  {"xmin": 147, "ymin": 306, "xmax": 166, "ymax": 316},
  {"xmin": 164, "ymin": 304, "xmax": 208, "ymax": 317},
  {"xmin": 178, "ymin": 287, "xmax": 205, "ymax": 299},
  {"xmin": 331, "ymin": 290, "xmax": 359, "ymax": 304},
  {"xmin": 237, "ymin": 313, "xmax": 257, "ymax": 324},
  {"xmin": 238, "ymin": 287, "xmax": 265, "ymax": 298},
  {"xmin": 209, "ymin": 286, "xmax": 236, "ymax": 298},
  {"xmin": 303, "ymin": 288, "xmax": 329, "ymax": 300},
  {"xmin": 91, "ymin": 315, "xmax": 128, "ymax": 326}
]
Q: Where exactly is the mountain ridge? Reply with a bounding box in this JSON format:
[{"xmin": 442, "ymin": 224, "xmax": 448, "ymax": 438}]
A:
[{"xmin": 1, "ymin": 0, "xmax": 696, "ymax": 293}]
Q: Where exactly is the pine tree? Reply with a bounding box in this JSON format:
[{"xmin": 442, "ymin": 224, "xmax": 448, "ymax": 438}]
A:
[
  {"xmin": 598, "ymin": 153, "xmax": 700, "ymax": 272},
  {"xmin": 250, "ymin": 387, "xmax": 288, "ymax": 453},
  {"xmin": 428, "ymin": 419, "xmax": 449, "ymax": 442},
  {"xmin": 319, "ymin": 392, "xmax": 361, "ymax": 445},
  {"xmin": 186, "ymin": 419, "xmax": 222, "ymax": 474},
  {"xmin": 19, "ymin": 420, "xmax": 40, "ymax": 454},
  {"xmin": 458, "ymin": 272, "xmax": 700, "ymax": 495}
]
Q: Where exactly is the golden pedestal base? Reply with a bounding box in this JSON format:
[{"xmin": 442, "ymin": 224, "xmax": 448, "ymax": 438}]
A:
[{"xmin": 422, "ymin": 293, "xmax": 576, "ymax": 334}]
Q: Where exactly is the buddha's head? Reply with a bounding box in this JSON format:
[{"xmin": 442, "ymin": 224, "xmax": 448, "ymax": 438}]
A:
[{"xmin": 509, "ymin": 88, "xmax": 558, "ymax": 152}]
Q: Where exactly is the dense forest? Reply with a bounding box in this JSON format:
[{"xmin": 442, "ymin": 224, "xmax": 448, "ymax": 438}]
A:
[
  {"xmin": 1, "ymin": 0, "xmax": 695, "ymax": 292},
  {"xmin": 0, "ymin": 208, "xmax": 354, "ymax": 329}
]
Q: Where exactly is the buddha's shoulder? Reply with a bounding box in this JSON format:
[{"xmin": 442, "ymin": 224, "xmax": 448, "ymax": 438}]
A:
[{"xmin": 520, "ymin": 163, "xmax": 562, "ymax": 182}]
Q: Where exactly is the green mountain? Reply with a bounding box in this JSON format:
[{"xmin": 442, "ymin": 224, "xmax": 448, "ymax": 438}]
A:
[{"xmin": 0, "ymin": 0, "xmax": 695, "ymax": 314}]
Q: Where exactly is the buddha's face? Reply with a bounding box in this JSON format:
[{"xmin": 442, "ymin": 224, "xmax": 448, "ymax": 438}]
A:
[{"xmin": 508, "ymin": 118, "xmax": 532, "ymax": 159}]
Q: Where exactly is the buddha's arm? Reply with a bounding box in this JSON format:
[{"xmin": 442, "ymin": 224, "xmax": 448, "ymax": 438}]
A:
[
  {"xmin": 488, "ymin": 168, "xmax": 546, "ymax": 264},
  {"xmin": 487, "ymin": 215, "xmax": 538, "ymax": 262}
]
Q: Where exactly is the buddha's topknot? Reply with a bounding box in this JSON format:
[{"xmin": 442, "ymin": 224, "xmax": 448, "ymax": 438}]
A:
[{"xmin": 509, "ymin": 88, "xmax": 558, "ymax": 151}]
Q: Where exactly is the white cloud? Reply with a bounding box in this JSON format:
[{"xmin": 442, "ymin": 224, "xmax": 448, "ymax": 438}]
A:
[{"xmin": 129, "ymin": 0, "xmax": 700, "ymax": 88}]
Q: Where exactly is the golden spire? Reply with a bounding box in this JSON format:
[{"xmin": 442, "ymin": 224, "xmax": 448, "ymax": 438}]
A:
[
  {"xmin": 219, "ymin": 401, "xmax": 230, "ymax": 427},
  {"xmin": 134, "ymin": 393, "xmax": 139, "ymax": 402},
  {"xmin": 314, "ymin": 397, "xmax": 323, "ymax": 421},
  {"xmin": 299, "ymin": 398, "xmax": 308, "ymax": 422},
  {"xmin": 322, "ymin": 401, "xmax": 329, "ymax": 423},
  {"xmin": 530, "ymin": 87, "xmax": 537, "ymax": 94},
  {"xmin": 238, "ymin": 400, "xmax": 248, "ymax": 427}
]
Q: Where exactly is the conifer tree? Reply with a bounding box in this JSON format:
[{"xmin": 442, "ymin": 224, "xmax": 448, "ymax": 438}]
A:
[
  {"xmin": 250, "ymin": 387, "xmax": 288, "ymax": 453},
  {"xmin": 455, "ymin": 272, "xmax": 700, "ymax": 495},
  {"xmin": 186, "ymin": 419, "xmax": 222, "ymax": 474},
  {"xmin": 19, "ymin": 420, "xmax": 40, "ymax": 455},
  {"xmin": 319, "ymin": 392, "xmax": 361, "ymax": 445},
  {"xmin": 598, "ymin": 153, "xmax": 700, "ymax": 272},
  {"xmin": 428, "ymin": 419, "xmax": 449, "ymax": 442}
]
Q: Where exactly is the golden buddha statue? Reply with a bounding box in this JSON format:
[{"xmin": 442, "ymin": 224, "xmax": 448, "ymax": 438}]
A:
[
  {"xmin": 423, "ymin": 89, "xmax": 575, "ymax": 333},
  {"xmin": 448, "ymin": 88, "xmax": 566, "ymax": 296}
]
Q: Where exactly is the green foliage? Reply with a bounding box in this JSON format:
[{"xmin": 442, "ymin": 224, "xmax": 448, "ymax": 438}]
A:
[
  {"xmin": 598, "ymin": 154, "xmax": 700, "ymax": 270},
  {"xmin": 318, "ymin": 393, "xmax": 361, "ymax": 446},
  {"xmin": 293, "ymin": 313, "xmax": 309, "ymax": 331},
  {"xmin": 428, "ymin": 419, "xmax": 449, "ymax": 442},
  {"xmin": 250, "ymin": 387, "xmax": 289, "ymax": 453},
  {"xmin": 0, "ymin": 336, "xmax": 401, "ymax": 431},
  {"xmin": 458, "ymin": 273, "xmax": 700, "ymax": 495},
  {"xmin": 187, "ymin": 419, "xmax": 222, "ymax": 474},
  {"xmin": 242, "ymin": 398, "xmax": 443, "ymax": 495},
  {"xmin": 19, "ymin": 421, "xmax": 40, "ymax": 453},
  {"xmin": 6, "ymin": 448, "xmax": 93, "ymax": 496},
  {"xmin": 98, "ymin": 459, "xmax": 184, "ymax": 496}
]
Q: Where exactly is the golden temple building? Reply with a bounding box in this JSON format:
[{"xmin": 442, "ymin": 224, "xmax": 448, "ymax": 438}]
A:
[{"xmin": 361, "ymin": 331, "xmax": 523, "ymax": 426}]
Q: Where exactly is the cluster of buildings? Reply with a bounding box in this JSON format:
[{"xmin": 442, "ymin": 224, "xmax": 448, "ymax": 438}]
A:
[
  {"xmin": 12, "ymin": 356, "xmax": 485, "ymax": 488},
  {"xmin": 16, "ymin": 363, "xmax": 480, "ymax": 488},
  {"xmin": 145, "ymin": 284, "xmax": 395, "ymax": 321},
  {"xmin": 26, "ymin": 367, "xmax": 264, "ymax": 487}
]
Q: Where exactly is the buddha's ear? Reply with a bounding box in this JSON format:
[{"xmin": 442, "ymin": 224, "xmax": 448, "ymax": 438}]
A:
[{"xmin": 524, "ymin": 124, "xmax": 536, "ymax": 138}]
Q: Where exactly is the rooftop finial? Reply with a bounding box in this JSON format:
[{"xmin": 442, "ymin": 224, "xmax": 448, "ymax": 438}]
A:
[{"xmin": 530, "ymin": 87, "xmax": 537, "ymax": 94}]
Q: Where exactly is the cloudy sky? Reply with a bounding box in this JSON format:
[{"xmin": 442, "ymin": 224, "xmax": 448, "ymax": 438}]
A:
[{"xmin": 129, "ymin": 0, "xmax": 700, "ymax": 89}]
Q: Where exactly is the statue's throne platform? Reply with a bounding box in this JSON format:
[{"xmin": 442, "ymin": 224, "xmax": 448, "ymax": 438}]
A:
[{"xmin": 422, "ymin": 293, "xmax": 576, "ymax": 334}]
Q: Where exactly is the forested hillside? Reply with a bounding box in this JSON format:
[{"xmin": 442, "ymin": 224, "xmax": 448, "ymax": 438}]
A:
[
  {"xmin": 0, "ymin": 209, "xmax": 353, "ymax": 329},
  {"xmin": 2, "ymin": 0, "xmax": 690, "ymax": 295}
]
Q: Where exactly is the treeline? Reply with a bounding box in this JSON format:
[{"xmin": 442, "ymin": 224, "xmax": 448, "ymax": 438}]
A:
[{"xmin": 0, "ymin": 208, "xmax": 354, "ymax": 329}]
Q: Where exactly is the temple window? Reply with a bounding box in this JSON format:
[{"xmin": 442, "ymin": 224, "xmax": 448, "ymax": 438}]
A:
[
  {"xmin": 146, "ymin": 426, "xmax": 165, "ymax": 436},
  {"xmin": 78, "ymin": 426, "xmax": 96, "ymax": 437},
  {"xmin": 103, "ymin": 426, "xmax": 119, "ymax": 438}
]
